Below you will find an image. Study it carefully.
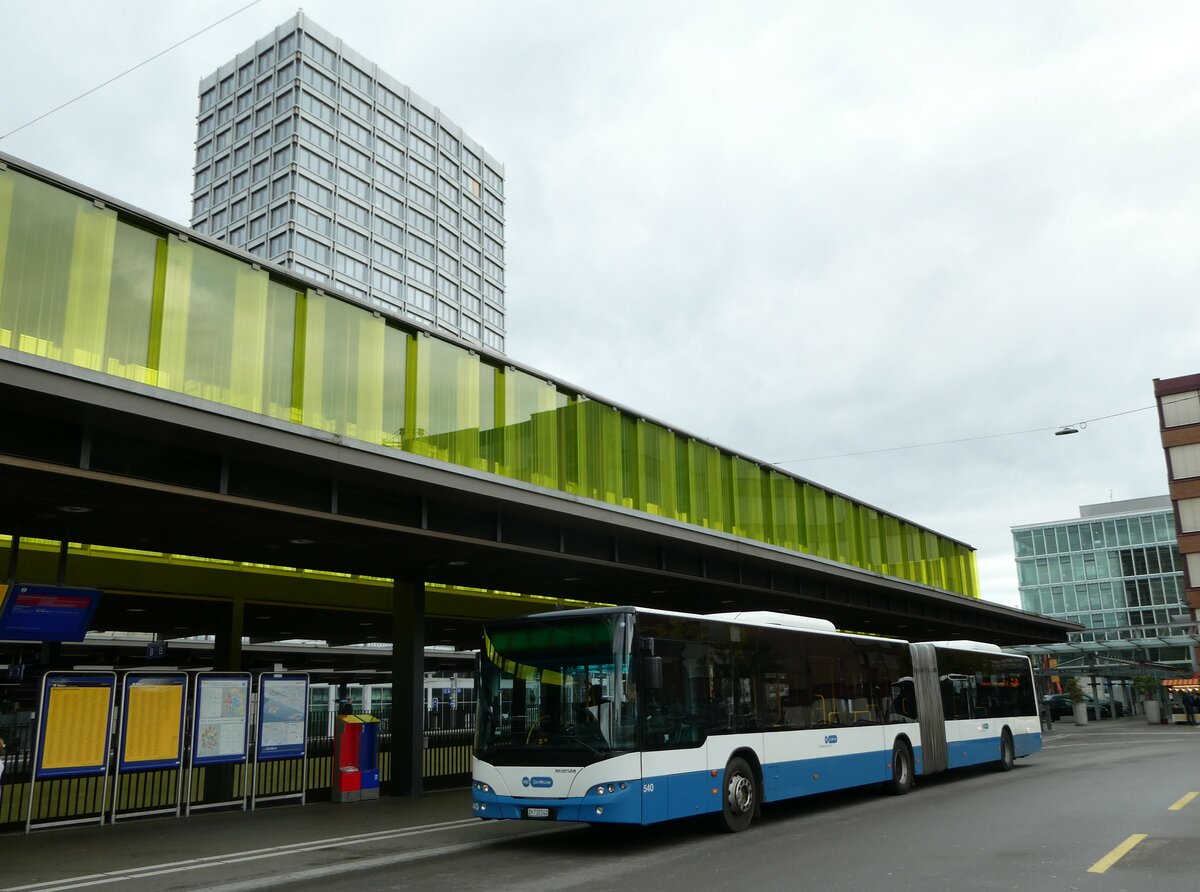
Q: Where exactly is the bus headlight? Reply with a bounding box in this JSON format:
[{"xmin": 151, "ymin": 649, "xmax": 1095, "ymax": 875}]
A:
[{"xmin": 474, "ymin": 782, "xmax": 491, "ymax": 794}]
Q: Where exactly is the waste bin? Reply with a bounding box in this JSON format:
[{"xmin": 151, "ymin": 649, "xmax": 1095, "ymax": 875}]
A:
[{"xmin": 332, "ymin": 714, "xmax": 381, "ymax": 803}]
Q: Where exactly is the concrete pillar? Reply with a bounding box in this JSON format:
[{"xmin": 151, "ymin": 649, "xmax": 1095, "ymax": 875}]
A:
[
  {"xmin": 213, "ymin": 599, "xmax": 245, "ymax": 671},
  {"xmin": 391, "ymin": 578, "xmax": 425, "ymax": 797}
]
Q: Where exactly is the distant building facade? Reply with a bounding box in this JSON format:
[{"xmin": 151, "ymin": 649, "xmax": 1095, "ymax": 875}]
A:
[
  {"xmin": 1012, "ymin": 496, "xmax": 1191, "ymax": 669},
  {"xmin": 191, "ymin": 13, "xmax": 507, "ymax": 352},
  {"xmin": 1155, "ymin": 374, "xmax": 1200, "ymax": 665}
]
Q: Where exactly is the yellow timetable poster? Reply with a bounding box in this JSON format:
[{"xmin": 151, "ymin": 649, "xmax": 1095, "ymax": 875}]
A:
[
  {"xmin": 123, "ymin": 681, "xmax": 184, "ymax": 766},
  {"xmin": 42, "ymin": 684, "xmax": 112, "ymax": 772}
]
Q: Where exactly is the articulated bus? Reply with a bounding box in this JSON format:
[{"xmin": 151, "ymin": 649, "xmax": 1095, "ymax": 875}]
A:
[{"xmin": 471, "ymin": 606, "xmax": 1040, "ymax": 832}]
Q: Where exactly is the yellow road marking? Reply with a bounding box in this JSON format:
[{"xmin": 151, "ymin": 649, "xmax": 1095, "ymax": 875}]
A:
[
  {"xmin": 1169, "ymin": 792, "xmax": 1199, "ymax": 811},
  {"xmin": 1088, "ymin": 834, "xmax": 1147, "ymax": 874}
]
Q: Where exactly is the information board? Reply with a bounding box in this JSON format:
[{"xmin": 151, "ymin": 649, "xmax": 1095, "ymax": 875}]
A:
[
  {"xmin": 193, "ymin": 674, "xmax": 251, "ymax": 765},
  {"xmin": 118, "ymin": 674, "xmax": 186, "ymax": 770},
  {"xmin": 257, "ymin": 674, "xmax": 308, "ymax": 761},
  {"xmin": 0, "ymin": 584, "xmax": 101, "ymax": 641},
  {"xmin": 37, "ymin": 674, "xmax": 116, "ymax": 778}
]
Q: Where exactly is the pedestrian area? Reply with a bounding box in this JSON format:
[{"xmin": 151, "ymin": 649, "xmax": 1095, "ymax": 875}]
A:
[
  {"xmin": 0, "ymin": 787, "xmax": 558, "ymax": 892},
  {"xmin": 1, "ymin": 717, "xmax": 1197, "ymax": 892}
]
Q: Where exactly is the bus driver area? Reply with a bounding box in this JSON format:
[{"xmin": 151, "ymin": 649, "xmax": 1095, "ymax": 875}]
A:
[{"xmin": 471, "ymin": 607, "xmax": 1041, "ymax": 832}]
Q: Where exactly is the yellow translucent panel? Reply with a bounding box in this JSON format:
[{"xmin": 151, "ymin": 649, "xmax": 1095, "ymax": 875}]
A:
[
  {"xmin": 0, "ymin": 170, "xmax": 117, "ymax": 366},
  {"xmin": 262, "ymin": 280, "xmax": 299, "ymax": 421},
  {"xmin": 159, "ymin": 236, "xmax": 272, "ymax": 409},
  {"xmin": 379, "ymin": 324, "xmax": 409, "ymax": 449},
  {"xmin": 102, "ymin": 223, "xmax": 160, "ymax": 384}
]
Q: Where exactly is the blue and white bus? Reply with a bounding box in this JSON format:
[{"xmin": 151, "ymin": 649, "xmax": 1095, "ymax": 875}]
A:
[{"xmin": 471, "ymin": 606, "xmax": 1040, "ymax": 832}]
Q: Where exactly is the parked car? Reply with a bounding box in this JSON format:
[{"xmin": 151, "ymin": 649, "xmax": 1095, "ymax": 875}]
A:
[{"xmin": 1042, "ymin": 693, "xmax": 1112, "ymax": 720}]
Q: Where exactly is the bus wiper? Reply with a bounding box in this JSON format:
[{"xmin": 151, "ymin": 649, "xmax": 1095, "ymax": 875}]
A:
[{"xmin": 559, "ymin": 729, "xmax": 605, "ymax": 755}]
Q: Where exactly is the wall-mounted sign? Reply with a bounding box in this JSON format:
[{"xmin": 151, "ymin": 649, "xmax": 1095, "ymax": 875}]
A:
[{"xmin": 0, "ymin": 584, "xmax": 101, "ymax": 641}]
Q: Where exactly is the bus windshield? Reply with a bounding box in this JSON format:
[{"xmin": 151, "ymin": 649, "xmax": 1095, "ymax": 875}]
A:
[{"xmin": 476, "ymin": 612, "xmax": 637, "ymax": 766}]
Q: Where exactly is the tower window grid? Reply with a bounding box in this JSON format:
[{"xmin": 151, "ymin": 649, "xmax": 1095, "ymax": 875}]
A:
[{"xmin": 192, "ymin": 15, "xmax": 505, "ymax": 351}]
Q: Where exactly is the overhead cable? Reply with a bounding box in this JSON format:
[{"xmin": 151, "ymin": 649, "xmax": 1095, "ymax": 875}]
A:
[
  {"xmin": 774, "ymin": 404, "xmax": 1160, "ymax": 464},
  {"xmin": 0, "ymin": 0, "xmax": 268, "ymax": 142}
]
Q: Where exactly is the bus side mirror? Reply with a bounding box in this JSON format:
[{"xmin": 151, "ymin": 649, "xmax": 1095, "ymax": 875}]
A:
[{"xmin": 642, "ymin": 656, "xmax": 663, "ymax": 691}]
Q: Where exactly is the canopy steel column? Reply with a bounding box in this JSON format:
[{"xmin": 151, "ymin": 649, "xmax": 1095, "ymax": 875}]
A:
[
  {"xmin": 391, "ymin": 578, "xmax": 425, "ymax": 797},
  {"xmin": 213, "ymin": 598, "xmax": 244, "ymax": 671}
]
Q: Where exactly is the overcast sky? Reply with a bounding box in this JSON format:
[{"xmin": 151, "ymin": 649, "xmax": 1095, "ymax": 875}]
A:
[{"xmin": 3, "ymin": 1, "xmax": 1198, "ymax": 612}]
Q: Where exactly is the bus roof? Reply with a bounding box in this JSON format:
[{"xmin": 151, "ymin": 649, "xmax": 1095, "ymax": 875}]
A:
[{"xmin": 492, "ymin": 605, "xmax": 909, "ymax": 645}]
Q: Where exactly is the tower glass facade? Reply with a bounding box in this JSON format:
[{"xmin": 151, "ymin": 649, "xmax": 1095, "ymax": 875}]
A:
[
  {"xmin": 1013, "ymin": 497, "xmax": 1190, "ymax": 665},
  {"xmin": 190, "ymin": 14, "xmax": 506, "ymax": 352}
]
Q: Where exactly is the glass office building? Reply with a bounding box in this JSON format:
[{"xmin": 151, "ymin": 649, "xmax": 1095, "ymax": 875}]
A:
[
  {"xmin": 1013, "ymin": 497, "xmax": 1190, "ymax": 666},
  {"xmin": 191, "ymin": 13, "xmax": 506, "ymax": 352}
]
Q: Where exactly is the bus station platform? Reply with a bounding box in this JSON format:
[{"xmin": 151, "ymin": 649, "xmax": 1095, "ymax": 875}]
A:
[
  {"xmin": 1, "ymin": 716, "xmax": 1196, "ymax": 892},
  {"xmin": 0, "ymin": 787, "xmax": 565, "ymax": 892}
]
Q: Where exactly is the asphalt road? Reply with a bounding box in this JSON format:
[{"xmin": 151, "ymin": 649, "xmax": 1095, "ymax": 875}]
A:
[{"xmin": 7, "ymin": 724, "xmax": 1199, "ymax": 892}]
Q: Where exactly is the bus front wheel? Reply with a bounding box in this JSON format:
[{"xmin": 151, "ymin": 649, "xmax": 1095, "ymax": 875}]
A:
[
  {"xmin": 886, "ymin": 741, "xmax": 914, "ymax": 795},
  {"xmin": 997, "ymin": 729, "xmax": 1015, "ymax": 772},
  {"xmin": 719, "ymin": 757, "xmax": 756, "ymax": 832}
]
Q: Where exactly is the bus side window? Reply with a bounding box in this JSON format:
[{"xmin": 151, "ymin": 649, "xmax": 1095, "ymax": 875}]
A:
[{"xmin": 890, "ymin": 678, "xmax": 917, "ymax": 721}]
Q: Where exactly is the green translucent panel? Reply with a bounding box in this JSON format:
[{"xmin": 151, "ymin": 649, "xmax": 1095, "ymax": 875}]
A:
[
  {"xmin": 1, "ymin": 165, "xmax": 984, "ymax": 599},
  {"xmin": 731, "ymin": 456, "xmax": 765, "ymax": 541},
  {"xmin": 768, "ymin": 471, "xmax": 799, "ymax": 552},
  {"xmin": 636, "ymin": 420, "xmax": 678, "ymax": 518},
  {"xmin": 300, "ymin": 289, "xmax": 388, "ymax": 441},
  {"xmin": 688, "ymin": 440, "xmax": 728, "ymax": 533},
  {"xmin": 802, "ymin": 485, "xmax": 832, "ymax": 561},
  {"xmin": 560, "ymin": 399, "xmax": 626, "ymax": 505},
  {"xmin": 499, "ymin": 367, "xmax": 567, "ymax": 488},
  {"xmin": 674, "ymin": 437, "xmax": 693, "ymax": 524},
  {"xmin": 409, "ymin": 334, "xmax": 494, "ymax": 469}
]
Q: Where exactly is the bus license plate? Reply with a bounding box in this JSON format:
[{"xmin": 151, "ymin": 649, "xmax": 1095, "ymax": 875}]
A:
[{"xmin": 526, "ymin": 807, "xmax": 552, "ymax": 819}]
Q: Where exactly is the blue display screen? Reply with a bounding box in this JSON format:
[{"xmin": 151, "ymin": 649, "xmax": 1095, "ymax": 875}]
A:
[{"xmin": 0, "ymin": 584, "xmax": 101, "ymax": 641}]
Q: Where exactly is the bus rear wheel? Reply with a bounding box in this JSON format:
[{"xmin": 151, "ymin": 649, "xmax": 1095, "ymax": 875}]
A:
[
  {"xmin": 719, "ymin": 757, "xmax": 756, "ymax": 832},
  {"xmin": 886, "ymin": 741, "xmax": 914, "ymax": 795},
  {"xmin": 997, "ymin": 729, "xmax": 1015, "ymax": 772}
]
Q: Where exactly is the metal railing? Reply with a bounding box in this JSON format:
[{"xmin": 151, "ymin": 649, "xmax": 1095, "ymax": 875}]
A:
[{"xmin": 0, "ymin": 703, "xmax": 477, "ymax": 831}]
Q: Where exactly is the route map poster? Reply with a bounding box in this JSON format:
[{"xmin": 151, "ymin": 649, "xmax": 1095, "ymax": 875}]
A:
[
  {"xmin": 119, "ymin": 674, "xmax": 186, "ymax": 770},
  {"xmin": 38, "ymin": 674, "xmax": 115, "ymax": 777},
  {"xmin": 257, "ymin": 674, "xmax": 308, "ymax": 761},
  {"xmin": 193, "ymin": 674, "xmax": 250, "ymax": 765}
]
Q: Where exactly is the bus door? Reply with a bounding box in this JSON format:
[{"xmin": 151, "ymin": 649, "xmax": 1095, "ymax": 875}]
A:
[{"xmin": 939, "ymin": 674, "xmax": 978, "ymax": 765}]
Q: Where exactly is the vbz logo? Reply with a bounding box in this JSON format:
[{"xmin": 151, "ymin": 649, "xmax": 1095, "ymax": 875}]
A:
[{"xmin": 823, "ymin": 734, "xmax": 838, "ymax": 745}]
